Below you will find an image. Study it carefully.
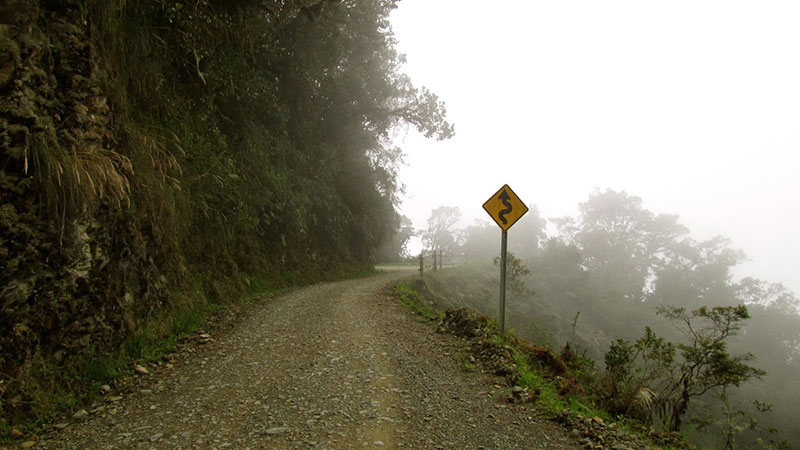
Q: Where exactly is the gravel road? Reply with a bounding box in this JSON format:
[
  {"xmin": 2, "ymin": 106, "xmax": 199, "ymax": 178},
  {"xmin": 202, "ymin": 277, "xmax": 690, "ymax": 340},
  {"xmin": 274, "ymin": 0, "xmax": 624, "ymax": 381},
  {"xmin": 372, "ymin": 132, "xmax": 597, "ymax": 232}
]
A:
[{"xmin": 35, "ymin": 270, "xmax": 581, "ymax": 449}]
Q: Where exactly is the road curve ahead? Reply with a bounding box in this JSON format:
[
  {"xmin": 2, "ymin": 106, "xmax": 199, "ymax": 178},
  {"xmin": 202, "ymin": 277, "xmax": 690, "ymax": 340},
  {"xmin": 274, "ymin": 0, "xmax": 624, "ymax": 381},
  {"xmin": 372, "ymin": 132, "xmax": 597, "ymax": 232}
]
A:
[{"xmin": 39, "ymin": 271, "xmax": 580, "ymax": 449}]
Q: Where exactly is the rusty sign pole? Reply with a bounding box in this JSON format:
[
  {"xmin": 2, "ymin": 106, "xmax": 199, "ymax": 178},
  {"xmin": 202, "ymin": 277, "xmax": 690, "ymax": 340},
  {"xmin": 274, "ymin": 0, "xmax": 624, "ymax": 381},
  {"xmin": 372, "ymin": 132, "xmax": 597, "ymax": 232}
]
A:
[{"xmin": 499, "ymin": 230, "xmax": 508, "ymax": 333}]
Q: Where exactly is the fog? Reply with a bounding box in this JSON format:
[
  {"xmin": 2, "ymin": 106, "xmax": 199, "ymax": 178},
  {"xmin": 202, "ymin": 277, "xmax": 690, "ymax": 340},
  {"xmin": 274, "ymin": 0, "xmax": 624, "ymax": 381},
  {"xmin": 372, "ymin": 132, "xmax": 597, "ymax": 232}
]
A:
[{"xmin": 389, "ymin": 0, "xmax": 800, "ymax": 295}]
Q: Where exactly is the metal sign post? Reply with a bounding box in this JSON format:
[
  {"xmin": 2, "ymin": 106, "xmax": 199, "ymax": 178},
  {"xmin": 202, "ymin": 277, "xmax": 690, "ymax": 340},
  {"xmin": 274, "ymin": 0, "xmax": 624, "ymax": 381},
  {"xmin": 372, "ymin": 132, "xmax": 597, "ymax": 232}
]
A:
[
  {"xmin": 499, "ymin": 230, "xmax": 508, "ymax": 333},
  {"xmin": 483, "ymin": 184, "xmax": 528, "ymax": 333}
]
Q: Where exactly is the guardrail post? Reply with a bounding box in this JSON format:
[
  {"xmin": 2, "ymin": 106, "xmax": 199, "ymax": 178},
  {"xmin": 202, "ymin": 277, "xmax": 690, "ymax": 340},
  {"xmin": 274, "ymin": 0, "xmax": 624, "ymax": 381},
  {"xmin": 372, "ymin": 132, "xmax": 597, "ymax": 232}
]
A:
[{"xmin": 419, "ymin": 252, "xmax": 424, "ymax": 277}]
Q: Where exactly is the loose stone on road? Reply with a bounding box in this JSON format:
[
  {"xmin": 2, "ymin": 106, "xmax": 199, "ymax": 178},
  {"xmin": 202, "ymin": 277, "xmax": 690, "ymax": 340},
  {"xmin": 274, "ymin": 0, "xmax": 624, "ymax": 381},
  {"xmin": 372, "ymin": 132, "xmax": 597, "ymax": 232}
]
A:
[{"xmin": 38, "ymin": 271, "xmax": 580, "ymax": 449}]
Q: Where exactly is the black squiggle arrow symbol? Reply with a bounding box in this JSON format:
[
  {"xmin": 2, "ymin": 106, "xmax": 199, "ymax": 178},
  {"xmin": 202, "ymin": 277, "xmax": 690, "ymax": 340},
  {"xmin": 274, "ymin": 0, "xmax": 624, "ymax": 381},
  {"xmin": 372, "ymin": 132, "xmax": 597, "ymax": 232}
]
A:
[{"xmin": 498, "ymin": 189, "xmax": 513, "ymax": 225}]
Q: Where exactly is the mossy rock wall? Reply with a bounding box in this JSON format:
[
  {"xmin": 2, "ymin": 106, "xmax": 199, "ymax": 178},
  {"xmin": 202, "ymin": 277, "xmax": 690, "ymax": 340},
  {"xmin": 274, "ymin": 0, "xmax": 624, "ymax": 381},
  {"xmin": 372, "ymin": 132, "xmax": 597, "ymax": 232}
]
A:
[{"xmin": 1, "ymin": 0, "xmax": 450, "ymax": 423}]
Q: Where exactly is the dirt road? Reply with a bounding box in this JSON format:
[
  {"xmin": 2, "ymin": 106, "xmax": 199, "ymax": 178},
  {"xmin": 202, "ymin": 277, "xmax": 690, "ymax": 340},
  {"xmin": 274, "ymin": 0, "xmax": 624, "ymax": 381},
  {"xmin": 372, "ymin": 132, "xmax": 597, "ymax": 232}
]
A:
[{"xmin": 37, "ymin": 271, "xmax": 580, "ymax": 449}]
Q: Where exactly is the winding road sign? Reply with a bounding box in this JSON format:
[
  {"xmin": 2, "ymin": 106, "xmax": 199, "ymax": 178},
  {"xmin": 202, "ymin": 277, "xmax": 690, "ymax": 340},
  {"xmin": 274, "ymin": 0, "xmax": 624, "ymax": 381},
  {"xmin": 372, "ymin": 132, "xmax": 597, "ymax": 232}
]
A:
[{"xmin": 482, "ymin": 184, "xmax": 528, "ymax": 231}]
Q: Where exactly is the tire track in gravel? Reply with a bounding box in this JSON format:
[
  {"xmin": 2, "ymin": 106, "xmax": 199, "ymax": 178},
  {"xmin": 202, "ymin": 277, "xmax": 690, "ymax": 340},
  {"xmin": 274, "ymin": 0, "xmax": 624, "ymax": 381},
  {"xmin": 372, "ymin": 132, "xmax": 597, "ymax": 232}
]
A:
[{"xmin": 36, "ymin": 270, "xmax": 581, "ymax": 449}]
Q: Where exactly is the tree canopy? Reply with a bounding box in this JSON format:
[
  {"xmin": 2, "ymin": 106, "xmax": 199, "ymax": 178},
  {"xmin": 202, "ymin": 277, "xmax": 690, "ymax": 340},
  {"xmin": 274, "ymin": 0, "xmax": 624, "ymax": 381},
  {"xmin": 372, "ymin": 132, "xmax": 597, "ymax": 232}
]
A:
[{"xmin": 423, "ymin": 206, "xmax": 462, "ymax": 253}]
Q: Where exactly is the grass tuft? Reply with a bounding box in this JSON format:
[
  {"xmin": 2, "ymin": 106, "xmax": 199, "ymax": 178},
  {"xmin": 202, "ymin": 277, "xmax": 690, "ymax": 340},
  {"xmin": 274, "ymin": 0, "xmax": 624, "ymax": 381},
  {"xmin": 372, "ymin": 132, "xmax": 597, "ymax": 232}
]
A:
[{"xmin": 29, "ymin": 131, "xmax": 132, "ymax": 222}]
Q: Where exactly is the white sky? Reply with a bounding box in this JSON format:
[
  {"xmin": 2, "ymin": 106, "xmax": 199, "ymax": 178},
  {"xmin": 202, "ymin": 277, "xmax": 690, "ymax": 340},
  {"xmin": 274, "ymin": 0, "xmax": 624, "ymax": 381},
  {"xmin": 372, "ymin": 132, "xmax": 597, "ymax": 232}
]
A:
[{"xmin": 389, "ymin": 0, "xmax": 800, "ymax": 294}]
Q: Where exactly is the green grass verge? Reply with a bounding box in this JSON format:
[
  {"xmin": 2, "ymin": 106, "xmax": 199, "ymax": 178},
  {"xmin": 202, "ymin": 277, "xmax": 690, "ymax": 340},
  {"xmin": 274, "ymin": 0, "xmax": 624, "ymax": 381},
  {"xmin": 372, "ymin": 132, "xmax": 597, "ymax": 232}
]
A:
[
  {"xmin": 394, "ymin": 282, "xmax": 444, "ymax": 320},
  {"xmin": 394, "ymin": 278, "xmax": 609, "ymax": 421},
  {"xmin": 511, "ymin": 346, "xmax": 605, "ymax": 419}
]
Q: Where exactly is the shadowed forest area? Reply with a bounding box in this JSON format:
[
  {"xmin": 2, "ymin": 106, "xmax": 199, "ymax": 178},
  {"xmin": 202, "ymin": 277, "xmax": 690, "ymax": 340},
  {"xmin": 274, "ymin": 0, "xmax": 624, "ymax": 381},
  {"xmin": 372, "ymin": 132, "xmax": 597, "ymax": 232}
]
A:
[
  {"xmin": 0, "ymin": 0, "xmax": 451, "ymax": 428},
  {"xmin": 413, "ymin": 189, "xmax": 799, "ymax": 449}
]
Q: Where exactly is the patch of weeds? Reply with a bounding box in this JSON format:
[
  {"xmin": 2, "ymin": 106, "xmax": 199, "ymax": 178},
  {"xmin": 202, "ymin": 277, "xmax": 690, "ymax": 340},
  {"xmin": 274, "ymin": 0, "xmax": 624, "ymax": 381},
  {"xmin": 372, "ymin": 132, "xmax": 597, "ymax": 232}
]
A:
[
  {"xmin": 454, "ymin": 348, "xmax": 476, "ymax": 373},
  {"xmin": 510, "ymin": 347, "xmax": 606, "ymax": 420},
  {"xmin": 172, "ymin": 308, "xmax": 206, "ymax": 336},
  {"xmin": 123, "ymin": 329, "xmax": 175, "ymax": 364},
  {"xmin": 32, "ymin": 390, "xmax": 76, "ymax": 419},
  {"xmin": 511, "ymin": 349, "xmax": 566, "ymax": 412},
  {"xmin": 394, "ymin": 282, "xmax": 444, "ymax": 320},
  {"xmin": 239, "ymin": 273, "xmax": 280, "ymax": 300},
  {"xmin": 80, "ymin": 346, "xmax": 123, "ymax": 388},
  {"xmin": 357, "ymin": 267, "xmax": 384, "ymax": 278},
  {"xmin": 123, "ymin": 329, "xmax": 155, "ymax": 360}
]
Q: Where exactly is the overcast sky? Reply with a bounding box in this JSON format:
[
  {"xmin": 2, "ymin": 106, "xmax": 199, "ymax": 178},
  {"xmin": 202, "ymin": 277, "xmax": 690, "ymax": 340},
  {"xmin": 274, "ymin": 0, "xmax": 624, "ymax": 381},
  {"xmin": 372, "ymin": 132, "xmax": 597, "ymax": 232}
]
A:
[{"xmin": 389, "ymin": 0, "xmax": 800, "ymax": 294}]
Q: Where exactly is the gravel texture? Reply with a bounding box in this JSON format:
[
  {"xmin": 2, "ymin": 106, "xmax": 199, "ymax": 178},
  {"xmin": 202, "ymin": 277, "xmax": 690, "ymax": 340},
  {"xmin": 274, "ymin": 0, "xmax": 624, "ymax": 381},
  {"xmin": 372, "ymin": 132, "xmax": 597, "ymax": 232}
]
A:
[{"xmin": 31, "ymin": 270, "xmax": 582, "ymax": 449}]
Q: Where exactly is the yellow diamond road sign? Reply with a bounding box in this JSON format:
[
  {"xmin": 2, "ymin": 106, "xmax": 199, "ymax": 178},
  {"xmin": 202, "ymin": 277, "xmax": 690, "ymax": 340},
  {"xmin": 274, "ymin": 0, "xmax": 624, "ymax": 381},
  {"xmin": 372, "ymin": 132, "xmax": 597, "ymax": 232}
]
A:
[{"xmin": 483, "ymin": 184, "xmax": 528, "ymax": 231}]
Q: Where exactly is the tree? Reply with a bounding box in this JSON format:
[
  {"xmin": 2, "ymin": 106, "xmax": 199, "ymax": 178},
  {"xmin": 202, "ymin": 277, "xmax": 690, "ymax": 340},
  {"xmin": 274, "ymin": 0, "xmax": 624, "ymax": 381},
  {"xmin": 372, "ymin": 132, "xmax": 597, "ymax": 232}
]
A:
[
  {"xmin": 603, "ymin": 327, "xmax": 675, "ymax": 415},
  {"xmin": 461, "ymin": 220, "xmax": 498, "ymax": 259},
  {"xmin": 649, "ymin": 236, "xmax": 745, "ymax": 308},
  {"xmin": 422, "ymin": 206, "xmax": 461, "ymax": 253},
  {"xmin": 728, "ymin": 278, "xmax": 800, "ymax": 447},
  {"xmin": 526, "ymin": 238, "xmax": 594, "ymax": 336},
  {"xmin": 557, "ymin": 189, "xmax": 688, "ymax": 302},
  {"xmin": 659, "ymin": 305, "xmax": 765, "ymax": 431},
  {"xmin": 604, "ymin": 305, "xmax": 765, "ymax": 432},
  {"xmin": 262, "ymin": 0, "xmax": 454, "ymax": 262},
  {"xmin": 737, "ymin": 277, "xmax": 800, "ymax": 315},
  {"xmin": 493, "ymin": 252, "xmax": 533, "ymax": 298},
  {"xmin": 508, "ymin": 205, "xmax": 547, "ymax": 259},
  {"xmin": 691, "ymin": 387, "xmax": 790, "ymax": 450},
  {"xmin": 375, "ymin": 214, "xmax": 415, "ymax": 262},
  {"xmin": 735, "ymin": 278, "xmax": 800, "ymax": 359}
]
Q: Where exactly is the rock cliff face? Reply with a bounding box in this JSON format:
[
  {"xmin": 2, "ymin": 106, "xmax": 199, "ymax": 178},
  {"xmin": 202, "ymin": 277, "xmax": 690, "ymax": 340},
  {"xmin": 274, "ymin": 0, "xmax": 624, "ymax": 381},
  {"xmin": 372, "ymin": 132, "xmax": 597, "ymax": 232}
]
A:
[
  {"xmin": 1, "ymin": 0, "xmax": 453, "ymax": 425},
  {"xmin": 1, "ymin": 1, "xmax": 168, "ymax": 420}
]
